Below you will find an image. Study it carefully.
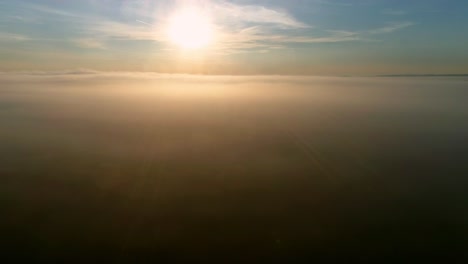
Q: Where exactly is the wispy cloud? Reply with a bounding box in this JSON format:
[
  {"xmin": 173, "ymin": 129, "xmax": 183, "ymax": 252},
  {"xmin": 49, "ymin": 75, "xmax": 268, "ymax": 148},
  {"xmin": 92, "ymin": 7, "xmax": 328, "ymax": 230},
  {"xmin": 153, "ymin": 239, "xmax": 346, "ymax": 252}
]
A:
[
  {"xmin": 73, "ymin": 38, "xmax": 106, "ymax": 49},
  {"xmin": 0, "ymin": 32, "xmax": 30, "ymax": 42},
  {"xmin": 213, "ymin": 2, "xmax": 308, "ymax": 29},
  {"xmin": 286, "ymin": 31, "xmax": 361, "ymax": 43},
  {"xmin": 214, "ymin": 20, "xmax": 413, "ymax": 52},
  {"xmin": 368, "ymin": 22, "xmax": 414, "ymax": 34},
  {"xmin": 88, "ymin": 20, "xmax": 162, "ymax": 41},
  {"xmin": 310, "ymin": 0, "xmax": 354, "ymax": 7},
  {"xmin": 215, "ymin": 28, "xmax": 359, "ymax": 52},
  {"xmin": 25, "ymin": 3, "xmax": 81, "ymax": 18},
  {"xmin": 383, "ymin": 9, "xmax": 408, "ymax": 16}
]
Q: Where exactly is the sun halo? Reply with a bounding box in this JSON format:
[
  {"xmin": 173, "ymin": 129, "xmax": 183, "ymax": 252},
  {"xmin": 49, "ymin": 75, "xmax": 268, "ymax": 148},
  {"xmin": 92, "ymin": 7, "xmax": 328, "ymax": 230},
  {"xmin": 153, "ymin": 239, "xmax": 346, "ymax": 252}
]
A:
[{"xmin": 167, "ymin": 8, "xmax": 215, "ymax": 50}]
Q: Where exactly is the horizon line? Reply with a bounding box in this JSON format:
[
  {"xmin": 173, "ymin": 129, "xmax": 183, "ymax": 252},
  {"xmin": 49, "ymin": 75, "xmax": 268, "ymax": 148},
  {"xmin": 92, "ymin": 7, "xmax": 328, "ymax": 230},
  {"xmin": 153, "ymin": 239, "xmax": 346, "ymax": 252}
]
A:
[{"xmin": 1, "ymin": 70, "xmax": 468, "ymax": 78}]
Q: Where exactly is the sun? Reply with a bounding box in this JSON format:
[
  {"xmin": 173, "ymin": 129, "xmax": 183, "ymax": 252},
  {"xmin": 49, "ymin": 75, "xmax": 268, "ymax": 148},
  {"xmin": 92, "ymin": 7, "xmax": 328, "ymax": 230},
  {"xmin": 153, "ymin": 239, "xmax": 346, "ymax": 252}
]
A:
[{"xmin": 167, "ymin": 8, "xmax": 215, "ymax": 50}]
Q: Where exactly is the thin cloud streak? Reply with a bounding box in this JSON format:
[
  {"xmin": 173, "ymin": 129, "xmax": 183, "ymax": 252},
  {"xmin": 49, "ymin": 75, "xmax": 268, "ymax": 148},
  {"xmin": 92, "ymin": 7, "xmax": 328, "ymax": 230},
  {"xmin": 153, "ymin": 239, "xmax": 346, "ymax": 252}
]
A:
[
  {"xmin": 368, "ymin": 22, "xmax": 414, "ymax": 34},
  {"xmin": 73, "ymin": 38, "xmax": 106, "ymax": 49},
  {"xmin": 213, "ymin": 1, "xmax": 308, "ymax": 29},
  {"xmin": 0, "ymin": 32, "xmax": 30, "ymax": 42},
  {"xmin": 383, "ymin": 9, "xmax": 408, "ymax": 16}
]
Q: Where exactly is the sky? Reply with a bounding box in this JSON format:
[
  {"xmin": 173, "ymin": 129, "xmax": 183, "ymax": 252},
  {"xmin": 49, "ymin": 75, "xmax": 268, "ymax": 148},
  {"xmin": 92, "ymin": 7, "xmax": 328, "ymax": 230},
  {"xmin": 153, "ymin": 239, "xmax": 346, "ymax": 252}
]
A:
[{"xmin": 0, "ymin": 0, "xmax": 467, "ymax": 75}]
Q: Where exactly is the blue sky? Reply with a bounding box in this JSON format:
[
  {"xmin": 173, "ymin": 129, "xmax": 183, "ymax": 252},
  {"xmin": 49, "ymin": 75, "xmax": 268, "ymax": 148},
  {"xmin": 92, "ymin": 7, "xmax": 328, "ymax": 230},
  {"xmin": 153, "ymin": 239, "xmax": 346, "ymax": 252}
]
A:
[{"xmin": 0, "ymin": 0, "xmax": 467, "ymax": 75}]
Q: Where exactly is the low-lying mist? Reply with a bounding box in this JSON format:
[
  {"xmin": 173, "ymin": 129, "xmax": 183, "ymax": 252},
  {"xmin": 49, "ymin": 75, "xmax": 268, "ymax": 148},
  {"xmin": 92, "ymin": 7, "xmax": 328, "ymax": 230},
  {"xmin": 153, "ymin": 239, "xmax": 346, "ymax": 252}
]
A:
[{"xmin": 1, "ymin": 73, "xmax": 467, "ymax": 262}]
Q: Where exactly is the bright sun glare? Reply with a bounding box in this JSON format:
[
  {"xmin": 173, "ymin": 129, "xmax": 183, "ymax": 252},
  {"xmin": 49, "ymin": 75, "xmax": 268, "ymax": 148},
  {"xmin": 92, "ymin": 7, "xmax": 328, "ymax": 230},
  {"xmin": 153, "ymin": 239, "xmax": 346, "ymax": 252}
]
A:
[{"xmin": 167, "ymin": 8, "xmax": 215, "ymax": 50}]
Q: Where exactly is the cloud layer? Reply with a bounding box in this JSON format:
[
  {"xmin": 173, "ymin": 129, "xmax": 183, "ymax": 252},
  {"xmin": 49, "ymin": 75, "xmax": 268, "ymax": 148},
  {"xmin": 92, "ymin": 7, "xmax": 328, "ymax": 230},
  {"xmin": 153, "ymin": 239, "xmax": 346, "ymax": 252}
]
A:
[{"xmin": 1, "ymin": 0, "xmax": 414, "ymax": 53}]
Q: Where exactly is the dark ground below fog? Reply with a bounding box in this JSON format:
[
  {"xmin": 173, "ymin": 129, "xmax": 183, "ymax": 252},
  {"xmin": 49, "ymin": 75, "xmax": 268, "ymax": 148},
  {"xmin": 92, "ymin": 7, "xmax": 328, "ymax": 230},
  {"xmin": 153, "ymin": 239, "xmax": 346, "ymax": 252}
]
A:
[{"xmin": 0, "ymin": 75, "xmax": 467, "ymax": 262}]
